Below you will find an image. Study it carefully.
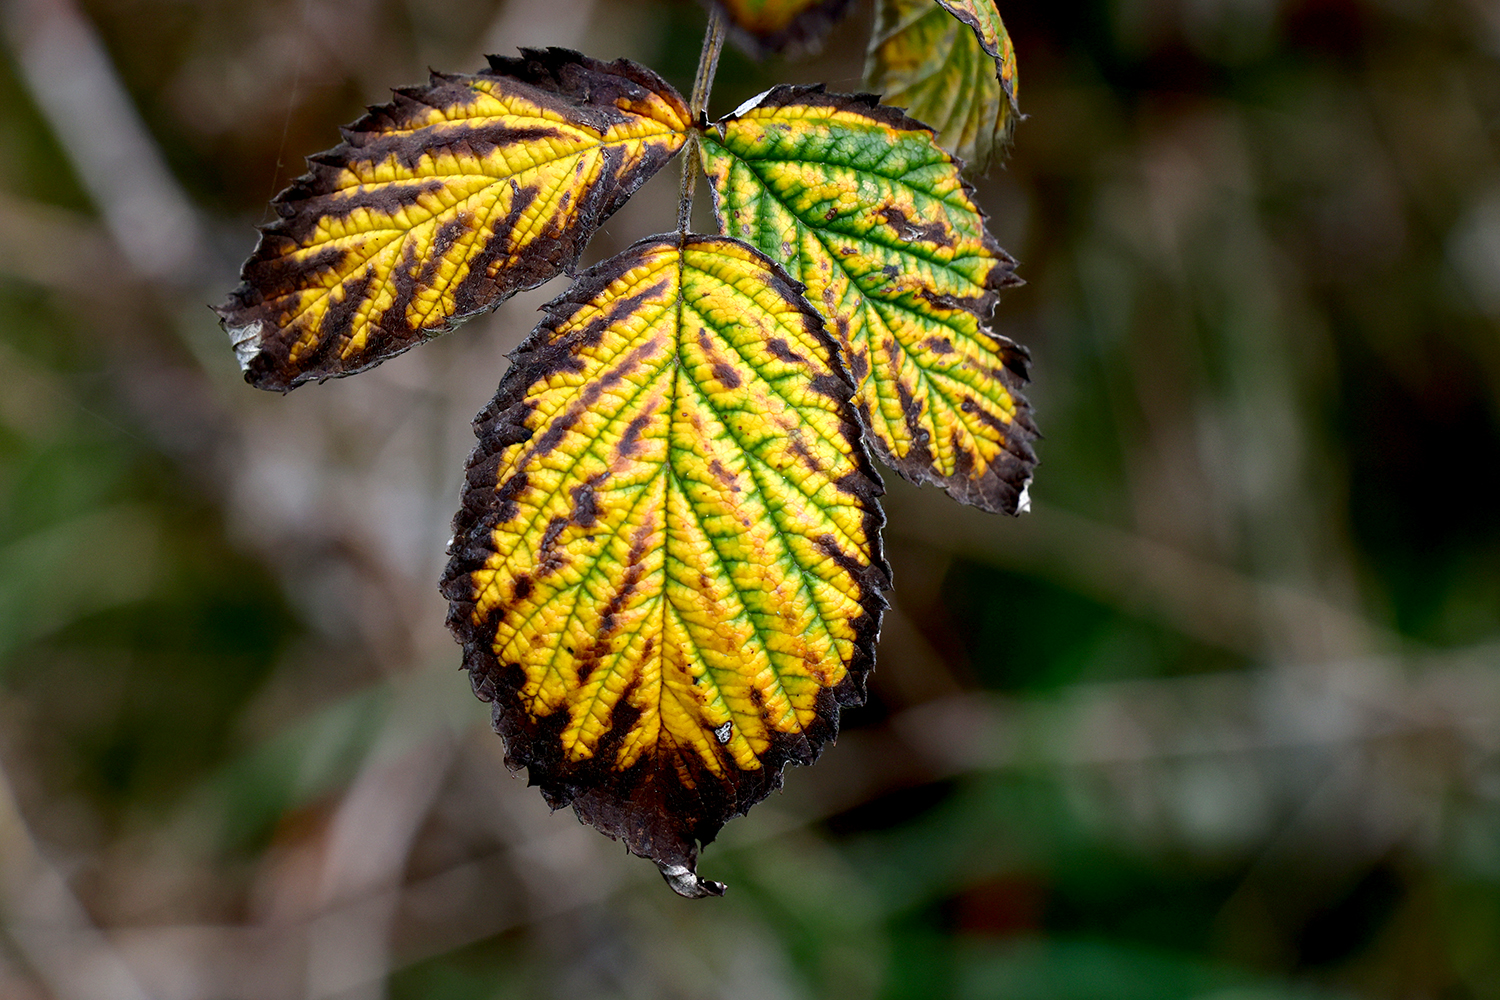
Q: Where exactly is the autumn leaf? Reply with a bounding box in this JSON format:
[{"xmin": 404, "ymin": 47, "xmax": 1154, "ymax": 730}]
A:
[
  {"xmin": 701, "ymin": 86, "xmax": 1037, "ymax": 514},
  {"xmin": 217, "ymin": 48, "xmax": 690, "ymax": 392},
  {"xmin": 865, "ymin": 0, "xmax": 1020, "ymax": 174},
  {"xmin": 706, "ymin": 0, "xmax": 856, "ymax": 56},
  {"xmin": 935, "ymin": 0, "xmax": 1016, "ymax": 63},
  {"xmin": 442, "ymin": 233, "xmax": 889, "ymax": 897}
]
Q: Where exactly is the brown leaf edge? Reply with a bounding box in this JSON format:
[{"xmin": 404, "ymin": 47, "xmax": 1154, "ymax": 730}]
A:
[
  {"xmin": 440, "ymin": 232, "xmax": 891, "ymax": 898},
  {"xmin": 706, "ymin": 85, "xmax": 1040, "ymax": 515},
  {"xmin": 216, "ymin": 48, "xmax": 689, "ymax": 393},
  {"xmin": 934, "ymin": 0, "xmax": 1022, "ymax": 171},
  {"xmin": 934, "ymin": 0, "xmax": 1005, "ymax": 61}
]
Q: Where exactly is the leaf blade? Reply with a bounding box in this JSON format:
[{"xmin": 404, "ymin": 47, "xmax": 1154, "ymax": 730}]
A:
[
  {"xmin": 865, "ymin": 0, "xmax": 1020, "ymax": 174},
  {"xmin": 218, "ymin": 49, "xmax": 690, "ymax": 392},
  {"xmin": 700, "ymin": 87, "xmax": 1037, "ymax": 514},
  {"xmin": 442, "ymin": 233, "xmax": 889, "ymax": 896}
]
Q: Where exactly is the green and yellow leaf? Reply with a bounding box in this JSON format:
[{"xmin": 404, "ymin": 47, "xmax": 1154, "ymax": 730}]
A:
[
  {"xmin": 706, "ymin": 0, "xmax": 855, "ymax": 56},
  {"xmin": 442, "ymin": 233, "xmax": 889, "ymax": 897},
  {"xmin": 865, "ymin": 0, "xmax": 1019, "ymax": 173},
  {"xmin": 700, "ymin": 87, "xmax": 1037, "ymax": 514},
  {"xmin": 217, "ymin": 49, "xmax": 690, "ymax": 392},
  {"xmin": 935, "ymin": 0, "xmax": 1016, "ymax": 64}
]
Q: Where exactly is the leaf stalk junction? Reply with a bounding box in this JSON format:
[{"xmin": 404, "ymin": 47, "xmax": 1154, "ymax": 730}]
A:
[{"xmin": 678, "ymin": 8, "xmax": 726, "ymax": 234}]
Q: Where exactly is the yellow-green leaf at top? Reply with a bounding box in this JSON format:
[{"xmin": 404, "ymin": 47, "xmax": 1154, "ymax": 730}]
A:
[
  {"xmin": 936, "ymin": 0, "xmax": 1016, "ymax": 63},
  {"xmin": 217, "ymin": 49, "xmax": 690, "ymax": 392},
  {"xmin": 706, "ymin": 0, "xmax": 855, "ymax": 56},
  {"xmin": 701, "ymin": 87, "xmax": 1037, "ymax": 515},
  {"xmin": 442, "ymin": 233, "xmax": 889, "ymax": 897},
  {"xmin": 865, "ymin": 0, "xmax": 1019, "ymax": 173}
]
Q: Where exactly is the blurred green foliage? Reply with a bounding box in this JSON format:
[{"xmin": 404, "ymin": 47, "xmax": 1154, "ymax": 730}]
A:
[{"xmin": 1, "ymin": 0, "xmax": 1498, "ymax": 998}]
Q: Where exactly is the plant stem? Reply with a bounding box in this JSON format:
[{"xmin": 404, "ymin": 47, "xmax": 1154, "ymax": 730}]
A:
[{"xmin": 677, "ymin": 7, "xmax": 726, "ymax": 234}]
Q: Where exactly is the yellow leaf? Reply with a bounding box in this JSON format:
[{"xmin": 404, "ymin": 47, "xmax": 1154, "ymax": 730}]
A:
[
  {"xmin": 701, "ymin": 87, "xmax": 1038, "ymax": 514},
  {"xmin": 443, "ymin": 233, "xmax": 889, "ymax": 897},
  {"xmin": 217, "ymin": 49, "xmax": 690, "ymax": 392},
  {"xmin": 866, "ymin": 0, "xmax": 1020, "ymax": 173}
]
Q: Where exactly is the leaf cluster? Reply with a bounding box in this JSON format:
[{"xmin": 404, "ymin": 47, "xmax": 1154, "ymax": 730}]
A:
[{"xmin": 217, "ymin": 0, "xmax": 1036, "ymax": 897}]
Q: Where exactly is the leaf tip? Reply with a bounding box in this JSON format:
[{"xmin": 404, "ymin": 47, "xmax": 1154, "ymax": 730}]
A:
[
  {"xmin": 659, "ymin": 862, "xmax": 727, "ymax": 899},
  {"xmin": 222, "ymin": 318, "xmax": 264, "ymax": 373}
]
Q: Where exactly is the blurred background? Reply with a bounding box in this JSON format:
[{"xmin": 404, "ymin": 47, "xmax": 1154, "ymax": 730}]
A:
[{"xmin": 1, "ymin": 0, "xmax": 1498, "ymax": 996}]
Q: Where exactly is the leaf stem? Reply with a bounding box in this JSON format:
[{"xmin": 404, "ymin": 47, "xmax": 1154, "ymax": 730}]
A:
[{"xmin": 677, "ymin": 7, "xmax": 726, "ymax": 234}]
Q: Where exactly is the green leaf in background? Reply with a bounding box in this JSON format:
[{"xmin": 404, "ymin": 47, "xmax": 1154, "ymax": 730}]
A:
[
  {"xmin": 701, "ymin": 86, "xmax": 1037, "ymax": 514},
  {"xmin": 865, "ymin": 0, "xmax": 1020, "ymax": 174}
]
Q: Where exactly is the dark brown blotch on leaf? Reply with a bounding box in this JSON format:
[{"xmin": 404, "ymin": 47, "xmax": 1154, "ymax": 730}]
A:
[{"xmin": 876, "ymin": 205, "xmax": 955, "ymax": 248}]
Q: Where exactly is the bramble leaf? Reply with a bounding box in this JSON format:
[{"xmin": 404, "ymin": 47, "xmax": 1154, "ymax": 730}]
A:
[
  {"xmin": 217, "ymin": 49, "xmax": 690, "ymax": 392},
  {"xmin": 706, "ymin": 0, "xmax": 855, "ymax": 56},
  {"xmin": 442, "ymin": 233, "xmax": 889, "ymax": 897},
  {"xmin": 865, "ymin": 0, "xmax": 1020, "ymax": 174},
  {"xmin": 701, "ymin": 87, "xmax": 1037, "ymax": 514},
  {"xmin": 934, "ymin": 0, "xmax": 1016, "ymax": 63}
]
